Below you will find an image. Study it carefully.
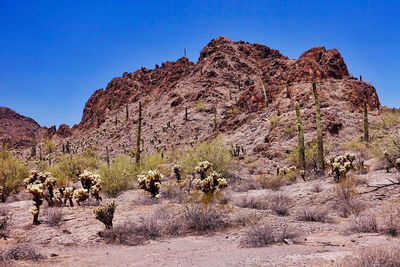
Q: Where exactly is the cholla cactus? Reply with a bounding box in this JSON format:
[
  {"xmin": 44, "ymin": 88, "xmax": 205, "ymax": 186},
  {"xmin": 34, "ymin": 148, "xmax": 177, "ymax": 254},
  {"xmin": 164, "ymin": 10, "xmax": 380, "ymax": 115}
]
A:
[
  {"xmin": 25, "ymin": 171, "xmax": 58, "ymax": 224},
  {"xmin": 0, "ymin": 186, "xmax": 3, "ymax": 197},
  {"xmin": 172, "ymin": 164, "xmax": 181, "ymax": 182},
  {"xmin": 93, "ymin": 201, "xmax": 117, "ymax": 229},
  {"xmin": 277, "ymin": 166, "xmax": 297, "ymax": 176},
  {"xmin": 137, "ymin": 170, "xmax": 163, "ymax": 198},
  {"xmin": 194, "ymin": 171, "xmax": 227, "ymax": 194},
  {"xmin": 58, "ymin": 187, "xmax": 75, "ymax": 207},
  {"xmin": 328, "ymin": 153, "xmax": 356, "ymax": 182},
  {"xmin": 78, "ymin": 170, "xmax": 102, "ymax": 201},
  {"xmin": 195, "ymin": 161, "xmax": 212, "ymax": 180},
  {"xmin": 73, "ymin": 189, "xmax": 89, "ymax": 205}
]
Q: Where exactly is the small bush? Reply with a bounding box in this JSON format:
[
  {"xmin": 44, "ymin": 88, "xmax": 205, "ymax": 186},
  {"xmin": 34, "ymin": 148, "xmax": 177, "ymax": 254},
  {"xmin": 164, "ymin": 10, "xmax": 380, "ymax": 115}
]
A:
[
  {"xmin": 0, "ymin": 214, "xmax": 11, "ymax": 239},
  {"xmin": 347, "ymin": 212, "xmax": 379, "ymax": 233},
  {"xmin": 380, "ymin": 203, "xmax": 400, "ymax": 236},
  {"xmin": 45, "ymin": 208, "xmax": 64, "ymax": 227},
  {"xmin": 296, "ymin": 206, "xmax": 330, "ymax": 222},
  {"xmin": 241, "ymin": 223, "xmax": 299, "ymax": 247},
  {"xmin": 132, "ymin": 191, "xmax": 159, "ymax": 206},
  {"xmin": 341, "ymin": 245, "xmax": 400, "ymax": 267},
  {"xmin": 311, "ymin": 183, "xmax": 323, "ymax": 193},
  {"xmin": 184, "ymin": 204, "xmax": 225, "ymax": 232},
  {"xmin": 0, "ymin": 150, "xmax": 29, "ymax": 202},
  {"xmin": 256, "ymin": 174, "xmax": 287, "ymax": 191},
  {"xmin": 269, "ymin": 194, "xmax": 291, "ymax": 216},
  {"xmin": 234, "ymin": 195, "xmax": 268, "ymax": 210},
  {"xmin": 335, "ymin": 177, "xmax": 364, "ymax": 218},
  {"xmin": 93, "ymin": 201, "xmax": 117, "ymax": 229},
  {"xmin": 0, "ymin": 245, "xmax": 43, "ymax": 263}
]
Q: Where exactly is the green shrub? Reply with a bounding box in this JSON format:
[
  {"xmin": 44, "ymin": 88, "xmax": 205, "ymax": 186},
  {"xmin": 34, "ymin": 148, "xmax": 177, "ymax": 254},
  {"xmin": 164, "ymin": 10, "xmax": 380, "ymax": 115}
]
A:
[
  {"xmin": 99, "ymin": 155, "xmax": 136, "ymax": 198},
  {"xmin": 176, "ymin": 137, "xmax": 231, "ymax": 176},
  {"xmin": 288, "ymin": 139, "xmax": 330, "ymax": 175},
  {"xmin": 48, "ymin": 149, "xmax": 99, "ymax": 186},
  {"xmin": 0, "ymin": 150, "xmax": 29, "ymax": 202}
]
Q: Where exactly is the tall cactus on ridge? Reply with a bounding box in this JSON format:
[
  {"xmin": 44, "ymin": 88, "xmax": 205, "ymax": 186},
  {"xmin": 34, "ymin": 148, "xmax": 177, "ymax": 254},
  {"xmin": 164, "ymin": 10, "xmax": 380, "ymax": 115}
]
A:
[
  {"xmin": 295, "ymin": 102, "xmax": 306, "ymax": 181},
  {"xmin": 364, "ymin": 100, "xmax": 369, "ymax": 142},
  {"xmin": 312, "ymin": 81, "xmax": 324, "ymax": 174},
  {"xmin": 135, "ymin": 101, "xmax": 142, "ymax": 164}
]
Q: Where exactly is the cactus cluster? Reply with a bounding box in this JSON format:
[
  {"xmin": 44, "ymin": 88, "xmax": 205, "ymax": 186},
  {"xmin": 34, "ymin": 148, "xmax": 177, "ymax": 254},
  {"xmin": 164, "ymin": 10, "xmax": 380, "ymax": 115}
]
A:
[
  {"xmin": 93, "ymin": 201, "xmax": 117, "ymax": 229},
  {"xmin": 25, "ymin": 170, "xmax": 102, "ymax": 224},
  {"xmin": 78, "ymin": 170, "xmax": 102, "ymax": 201},
  {"xmin": 277, "ymin": 166, "xmax": 297, "ymax": 176},
  {"xmin": 194, "ymin": 171, "xmax": 227, "ymax": 194},
  {"xmin": 328, "ymin": 153, "xmax": 356, "ymax": 182},
  {"xmin": 231, "ymin": 144, "xmax": 244, "ymax": 157},
  {"xmin": 195, "ymin": 161, "xmax": 212, "ymax": 180},
  {"xmin": 137, "ymin": 170, "xmax": 163, "ymax": 198}
]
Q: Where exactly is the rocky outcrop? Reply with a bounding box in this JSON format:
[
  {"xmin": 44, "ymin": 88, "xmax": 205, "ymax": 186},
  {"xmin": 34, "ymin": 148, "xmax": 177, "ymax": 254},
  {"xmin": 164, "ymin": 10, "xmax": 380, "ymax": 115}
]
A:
[{"xmin": 0, "ymin": 107, "xmax": 45, "ymax": 148}]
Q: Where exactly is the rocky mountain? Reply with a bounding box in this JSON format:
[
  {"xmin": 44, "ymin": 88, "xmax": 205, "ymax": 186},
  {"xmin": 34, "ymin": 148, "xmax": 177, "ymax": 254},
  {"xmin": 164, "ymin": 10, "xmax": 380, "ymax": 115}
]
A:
[
  {"xmin": 4, "ymin": 36, "xmax": 381, "ymax": 169},
  {"xmin": 0, "ymin": 107, "xmax": 45, "ymax": 149}
]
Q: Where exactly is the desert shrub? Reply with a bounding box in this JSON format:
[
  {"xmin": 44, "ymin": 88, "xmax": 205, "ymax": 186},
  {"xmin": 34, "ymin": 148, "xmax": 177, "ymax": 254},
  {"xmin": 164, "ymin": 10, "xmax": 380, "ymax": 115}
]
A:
[
  {"xmin": 380, "ymin": 202, "xmax": 400, "ymax": 236},
  {"xmin": 268, "ymin": 112, "xmax": 281, "ymax": 128},
  {"xmin": 176, "ymin": 137, "xmax": 231, "ymax": 176},
  {"xmin": 288, "ymin": 139, "xmax": 330, "ymax": 175},
  {"xmin": 241, "ymin": 223, "xmax": 299, "ymax": 247},
  {"xmin": 139, "ymin": 152, "xmax": 166, "ymax": 172},
  {"xmin": 0, "ymin": 245, "xmax": 43, "ymax": 263},
  {"xmin": 269, "ymin": 194, "xmax": 291, "ymax": 216},
  {"xmin": 295, "ymin": 206, "xmax": 330, "ymax": 222},
  {"xmin": 347, "ymin": 212, "xmax": 379, "ymax": 233},
  {"xmin": 311, "ymin": 183, "xmax": 323, "ymax": 193},
  {"xmin": 45, "ymin": 208, "xmax": 64, "ymax": 227},
  {"xmin": 341, "ymin": 245, "xmax": 400, "ymax": 267},
  {"xmin": 255, "ymin": 174, "xmax": 288, "ymax": 191},
  {"xmin": 234, "ymin": 195, "xmax": 268, "ymax": 210},
  {"xmin": 47, "ymin": 150, "xmax": 99, "ymax": 186},
  {"xmin": 327, "ymin": 153, "xmax": 356, "ymax": 182},
  {"xmin": 93, "ymin": 201, "xmax": 117, "ymax": 229},
  {"xmin": 231, "ymin": 179, "xmax": 258, "ymax": 192},
  {"xmin": 334, "ymin": 177, "xmax": 364, "ymax": 218},
  {"xmin": 132, "ymin": 191, "xmax": 160, "ymax": 206},
  {"xmin": 0, "ymin": 150, "xmax": 29, "ymax": 202},
  {"xmin": 137, "ymin": 170, "xmax": 163, "ymax": 198},
  {"xmin": 99, "ymin": 154, "xmax": 136, "ymax": 198},
  {"xmin": 184, "ymin": 204, "xmax": 225, "ymax": 232},
  {"xmin": 0, "ymin": 210, "xmax": 11, "ymax": 239}
]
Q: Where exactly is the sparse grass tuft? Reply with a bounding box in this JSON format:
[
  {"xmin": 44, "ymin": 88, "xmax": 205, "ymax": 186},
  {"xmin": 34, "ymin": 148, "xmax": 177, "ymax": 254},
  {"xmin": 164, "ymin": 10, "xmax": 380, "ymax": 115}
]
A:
[
  {"xmin": 347, "ymin": 212, "xmax": 379, "ymax": 233},
  {"xmin": 45, "ymin": 208, "xmax": 64, "ymax": 227},
  {"xmin": 0, "ymin": 245, "xmax": 43, "ymax": 264},
  {"xmin": 269, "ymin": 194, "xmax": 291, "ymax": 216},
  {"xmin": 241, "ymin": 223, "xmax": 299, "ymax": 247},
  {"xmin": 234, "ymin": 195, "xmax": 267, "ymax": 210}
]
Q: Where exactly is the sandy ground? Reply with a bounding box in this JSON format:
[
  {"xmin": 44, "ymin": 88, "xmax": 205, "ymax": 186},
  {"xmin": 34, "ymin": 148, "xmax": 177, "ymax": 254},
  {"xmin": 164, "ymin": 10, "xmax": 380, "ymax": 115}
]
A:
[{"xmin": 3, "ymin": 169, "xmax": 400, "ymax": 267}]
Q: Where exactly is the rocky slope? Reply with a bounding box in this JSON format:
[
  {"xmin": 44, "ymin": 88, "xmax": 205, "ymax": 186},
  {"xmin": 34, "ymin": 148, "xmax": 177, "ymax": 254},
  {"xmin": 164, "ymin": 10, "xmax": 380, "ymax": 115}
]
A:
[
  {"xmin": 0, "ymin": 107, "xmax": 46, "ymax": 149},
  {"xmin": 4, "ymin": 36, "xmax": 380, "ymax": 168},
  {"xmin": 55, "ymin": 36, "xmax": 379, "ymax": 167}
]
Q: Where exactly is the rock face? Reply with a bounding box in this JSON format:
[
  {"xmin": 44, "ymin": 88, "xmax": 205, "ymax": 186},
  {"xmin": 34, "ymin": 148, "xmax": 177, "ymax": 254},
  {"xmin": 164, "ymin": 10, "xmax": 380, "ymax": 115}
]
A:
[{"xmin": 0, "ymin": 107, "xmax": 45, "ymax": 148}]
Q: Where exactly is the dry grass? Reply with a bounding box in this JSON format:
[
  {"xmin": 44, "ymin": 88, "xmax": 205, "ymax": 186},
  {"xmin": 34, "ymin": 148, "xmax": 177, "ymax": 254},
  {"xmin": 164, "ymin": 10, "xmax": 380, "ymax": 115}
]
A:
[
  {"xmin": 132, "ymin": 191, "xmax": 160, "ymax": 206},
  {"xmin": 296, "ymin": 206, "xmax": 330, "ymax": 222},
  {"xmin": 347, "ymin": 212, "xmax": 379, "ymax": 233},
  {"xmin": 240, "ymin": 223, "xmax": 299, "ymax": 247},
  {"xmin": 311, "ymin": 183, "xmax": 323, "ymax": 193},
  {"xmin": 234, "ymin": 195, "xmax": 268, "ymax": 210},
  {"xmin": 45, "ymin": 208, "xmax": 64, "ymax": 227},
  {"xmin": 269, "ymin": 194, "xmax": 292, "ymax": 216},
  {"xmin": 341, "ymin": 245, "xmax": 400, "ymax": 267}
]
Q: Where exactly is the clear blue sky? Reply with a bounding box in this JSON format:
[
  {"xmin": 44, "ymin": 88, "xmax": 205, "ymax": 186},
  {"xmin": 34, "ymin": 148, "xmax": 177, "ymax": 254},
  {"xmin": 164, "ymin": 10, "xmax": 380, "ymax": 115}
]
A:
[{"xmin": 0, "ymin": 1, "xmax": 399, "ymax": 127}]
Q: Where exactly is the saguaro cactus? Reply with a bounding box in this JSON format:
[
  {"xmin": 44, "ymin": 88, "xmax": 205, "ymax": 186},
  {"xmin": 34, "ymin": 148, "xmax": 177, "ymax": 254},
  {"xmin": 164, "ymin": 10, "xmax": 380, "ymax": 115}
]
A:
[
  {"xmin": 136, "ymin": 101, "xmax": 142, "ymax": 164},
  {"xmin": 106, "ymin": 146, "xmax": 110, "ymax": 168},
  {"xmin": 312, "ymin": 81, "xmax": 324, "ymax": 174},
  {"xmin": 364, "ymin": 100, "xmax": 369, "ymax": 142},
  {"xmin": 260, "ymin": 79, "xmax": 268, "ymax": 107},
  {"xmin": 125, "ymin": 104, "xmax": 129, "ymax": 122},
  {"xmin": 295, "ymin": 102, "xmax": 306, "ymax": 181}
]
